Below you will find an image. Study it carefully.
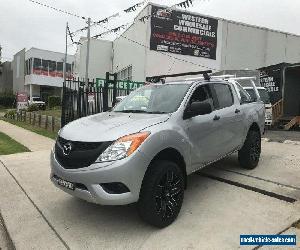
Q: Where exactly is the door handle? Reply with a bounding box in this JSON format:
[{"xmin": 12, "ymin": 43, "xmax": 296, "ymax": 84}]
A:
[
  {"xmin": 213, "ymin": 115, "xmax": 220, "ymax": 121},
  {"xmin": 235, "ymin": 109, "xmax": 241, "ymax": 114}
]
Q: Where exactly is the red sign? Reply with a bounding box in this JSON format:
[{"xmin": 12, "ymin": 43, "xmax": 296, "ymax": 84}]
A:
[{"xmin": 16, "ymin": 92, "xmax": 28, "ymax": 103}]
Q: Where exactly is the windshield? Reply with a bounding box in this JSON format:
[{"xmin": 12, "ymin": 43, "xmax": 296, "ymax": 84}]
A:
[
  {"xmin": 244, "ymin": 88, "xmax": 270, "ymax": 104},
  {"xmin": 113, "ymin": 84, "xmax": 190, "ymax": 114}
]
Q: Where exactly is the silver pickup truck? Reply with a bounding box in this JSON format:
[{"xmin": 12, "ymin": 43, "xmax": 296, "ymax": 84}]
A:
[{"xmin": 51, "ymin": 72, "xmax": 265, "ymax": 228}]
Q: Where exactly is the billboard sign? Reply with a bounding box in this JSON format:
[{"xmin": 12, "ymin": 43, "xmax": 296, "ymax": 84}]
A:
[{"xmin": 150, "ymin": 5, "xmax": 218, "ymax": 59}]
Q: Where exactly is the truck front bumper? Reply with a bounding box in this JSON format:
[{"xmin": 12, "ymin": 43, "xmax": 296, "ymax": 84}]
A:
[{"xmin": 50, "ymin": 149, "xmax": 150, "ymax": 205}]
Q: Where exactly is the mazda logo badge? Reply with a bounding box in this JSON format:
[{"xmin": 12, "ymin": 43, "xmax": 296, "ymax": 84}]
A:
[{"xmin": 62, "ymin": 142, "xmax": 72, "ymax": 156}]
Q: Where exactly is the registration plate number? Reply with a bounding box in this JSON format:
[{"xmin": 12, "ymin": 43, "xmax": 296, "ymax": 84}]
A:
[{"xmin": 55, "ymin": 176, "xmax": 75, "ymax": 190}]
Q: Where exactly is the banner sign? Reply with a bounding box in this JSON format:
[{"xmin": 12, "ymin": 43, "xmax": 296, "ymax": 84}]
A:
[
  {"xmin": 150, "ymin": 5, "xmax": 218, "ymax": 59},
  {"xmin": 96, "ymin": 78, "xmax": 144, "ymax": 90},
  {"xmin": 259, "ymin": 64, "xmax": 285, "ymax": 104}
]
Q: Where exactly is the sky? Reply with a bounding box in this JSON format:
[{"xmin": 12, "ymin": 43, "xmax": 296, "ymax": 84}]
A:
[{"xmin": 1, "ymin": 0, "xmax": 300, "ymax": 61}]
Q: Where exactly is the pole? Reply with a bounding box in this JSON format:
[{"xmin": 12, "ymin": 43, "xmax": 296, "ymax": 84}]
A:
[
  {"xmin": 61, "ymin": 22, "xmax": 68, "ymax": 127},
  {"xmin": 85, "ymin": 17, "xmax": 91, "ymax": 87},
  {"xmin": 63, "ymin": 22, "xmax": 68, "ymax": 85}
]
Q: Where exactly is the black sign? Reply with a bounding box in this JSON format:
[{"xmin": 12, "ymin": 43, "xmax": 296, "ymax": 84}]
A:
[
  {"xmin": 259, "ymin": 63, "xmax": 286, "ymax": 104},
  {"xmin": 150, "ymin": 5, "xmax": 218, "ymax": 59}
]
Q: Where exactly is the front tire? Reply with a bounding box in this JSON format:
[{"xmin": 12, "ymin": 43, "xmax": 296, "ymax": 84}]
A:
[
  {"xmin": 138, "ymin": 160, "xmax": 184, "ymax": 228},
  {"xmin": 238, "ymin": 130, "xmax": 261, "ymax": 169}
]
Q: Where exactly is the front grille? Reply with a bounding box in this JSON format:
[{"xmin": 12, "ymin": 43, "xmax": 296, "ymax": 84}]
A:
[{"xmin": 55, "ymin": 136, "xmax": 112, "ymax": 169}]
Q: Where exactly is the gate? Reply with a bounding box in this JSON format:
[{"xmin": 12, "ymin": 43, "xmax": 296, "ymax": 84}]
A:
[{"xmin": 61, "ymin": 72, "xmax": 144, "ymax": 127}]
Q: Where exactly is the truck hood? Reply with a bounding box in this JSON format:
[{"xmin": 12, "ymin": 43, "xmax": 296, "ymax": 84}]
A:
[{"xmin": 59, "ymin": 112, "xmax": 170, "ymax": 142}]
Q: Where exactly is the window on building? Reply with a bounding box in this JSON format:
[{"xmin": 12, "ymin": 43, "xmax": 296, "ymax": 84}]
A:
[
  {"xmin": 56, "ymin": 62, "xmax": 63, "ymax": 78},
  {"xmin": 25, "ymin": 59, "xmax": 31, "ymax": 75},
  {"xmin": 66, "ymin": 63, "xmax": 72, "ymax": 79},
  {"xmin": 117, "ymin": 66, "xmax": 132, "ymax": 81},
  {"xmin": 49, "ymin": 61, "xmax": 56, "ymax": 77},
  {"xmin": 213, "ymin": 83, "xmax": 234, "ymax": 109},
  {"xmin": 41, "ymin": 60, "xmax": 49, "ymax": 76},
  {"xmin": 33, "ymin": 58, "xmax": 42, "ymax": 75}
]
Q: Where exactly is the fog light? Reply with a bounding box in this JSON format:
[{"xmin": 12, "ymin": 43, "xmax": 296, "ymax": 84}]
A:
[{"xmin": 100, "ymin": 182, "xmax": 130, "ymax": 194}]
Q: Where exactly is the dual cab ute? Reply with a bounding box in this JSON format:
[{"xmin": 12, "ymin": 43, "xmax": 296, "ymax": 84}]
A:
[{"xmin": 51, "ymin": 71, "xmax": 265, "ymax": 228}]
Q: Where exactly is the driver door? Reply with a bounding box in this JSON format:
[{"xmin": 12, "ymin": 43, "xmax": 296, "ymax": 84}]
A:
[{"xmin": 182, "ymin": 84, "xmax": 221, "ymax": 170}]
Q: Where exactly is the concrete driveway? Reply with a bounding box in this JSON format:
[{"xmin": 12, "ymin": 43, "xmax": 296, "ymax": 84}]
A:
[{"xmin": 0, "ymin": 140, "xmax": 300, "ymax": 249}]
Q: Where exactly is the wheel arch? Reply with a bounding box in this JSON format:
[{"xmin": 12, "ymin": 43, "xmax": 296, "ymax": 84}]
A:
[
  {"xmin": 148, "ymin": 147, "xmax": 187, "ymax": 189},
  {"xmin": 249, "ymin": 122, "xmax": 261, "ymax": 134}
]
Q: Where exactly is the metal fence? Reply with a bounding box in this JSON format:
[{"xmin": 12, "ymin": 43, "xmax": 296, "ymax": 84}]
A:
[{"xmin": 61, "ymin": 72, "xmax": 144, "ymax": 127}]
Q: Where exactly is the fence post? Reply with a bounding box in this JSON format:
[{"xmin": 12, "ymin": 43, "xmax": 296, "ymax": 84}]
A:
[
  {"xmin": 103, "ymin": 72, "xmax": 109, "ymax": 112},
  {"xmin": 29, "ymin": 112, "xmax": 32, "ymax": 124},
  {"xmin": 61, "ymin": 79, "xmax": 66, "ymax": 128},
  {"xmin": 52, "ymin": 116, "xmax": 55, "ymax": 132},
  {"xmin": 45, "ymin": 115, "xmax": 48, "ymax": 130},
  {"xmin": 38, "ymin": 114, "xmax": 42, "ymax": 127},
  {"xmin": 33, "ymin": 113, "xmax": 36, "ymax": 126},
  {"xmin": 112, "ymin": 73, "xmax": 117, "ymax": 107}
]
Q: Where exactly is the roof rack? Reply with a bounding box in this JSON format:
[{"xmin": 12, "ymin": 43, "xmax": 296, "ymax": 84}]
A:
[
  {"xmin": 146, "ymin": 70, "xmax": 212, "ymax": 83},
  {"xmin": 186, "ymin": 74, "xmax": 236, "ymax": 81}
]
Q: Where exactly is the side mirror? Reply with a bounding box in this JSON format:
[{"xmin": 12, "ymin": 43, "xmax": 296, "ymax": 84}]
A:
[{"xmin": 183, "ymin": 101, "xmax": 212, "ymax": 119}]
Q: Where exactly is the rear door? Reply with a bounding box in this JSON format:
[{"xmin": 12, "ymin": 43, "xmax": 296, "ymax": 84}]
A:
[{"xmin": 211, "ymin": 82, "xmax": 244, "ymax": 156}]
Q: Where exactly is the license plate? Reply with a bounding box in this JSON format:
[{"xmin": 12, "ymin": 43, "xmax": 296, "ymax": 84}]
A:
[{"xmin": 55, "ymin": 176, "xmax": 75, "ymax": 191}]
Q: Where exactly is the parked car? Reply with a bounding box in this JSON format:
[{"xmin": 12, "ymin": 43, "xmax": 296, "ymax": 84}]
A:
[
  {"xmin": 244, "ymin": 87, "xmax": 272, "ymax": 126},
  {"xmin": 28, "ymin": 96, "xmax": 46, "ymax": 110},
  {"xmin": 50, "ymin": 72, "xmax": 265, "ymax": 228}
]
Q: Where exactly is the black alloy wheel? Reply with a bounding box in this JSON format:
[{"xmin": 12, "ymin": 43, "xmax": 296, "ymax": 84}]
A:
[
  {"xmin": 138, "ymin": 160, "xmax": 184, "ymax": 228},
  {"xmin": 238, "ymin": 130, "xmax": 261, "ymax": 169}
]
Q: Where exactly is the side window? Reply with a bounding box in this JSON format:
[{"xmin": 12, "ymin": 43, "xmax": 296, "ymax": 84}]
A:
[
  {"xmin": 213, "ymin": 83, "xmax": 234, "ymax": 109},
  {"xmin": 189, "ymin": 85, "xmax": 214, "ymax": 111},
  {"xmin": 235, "ymin": 83, "xmax": 252, "ymax": 104}
]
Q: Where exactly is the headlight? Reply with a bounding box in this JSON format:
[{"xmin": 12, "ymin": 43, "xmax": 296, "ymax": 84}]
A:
[{"xmin": 96, "ymin": 132, "xmax": 150, "ymax": 162}]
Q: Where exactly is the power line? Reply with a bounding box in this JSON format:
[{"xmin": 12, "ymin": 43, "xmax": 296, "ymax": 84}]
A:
[
  {"xmin": 28, "ymin": 0, "xmax": 215, "ymax": 70},
  {"xmin": 28, "ymin": 0, "xmax": 86, "ymax": 20},
  {"xmin": 70, "ymin": 1, "xmax": 147, "ymax": 36}
]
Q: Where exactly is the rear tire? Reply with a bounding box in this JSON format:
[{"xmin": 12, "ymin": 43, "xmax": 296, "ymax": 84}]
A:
[
  {"xmin": 138, "ymin": 160, "xmax": 184, "ymax": 228},
  {"xmin": 238, "ymin": 130, "xmax": 261, "ymax": 169}
]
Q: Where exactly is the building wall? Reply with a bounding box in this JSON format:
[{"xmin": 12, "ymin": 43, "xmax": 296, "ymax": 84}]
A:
[
  {"xmin": 221, "ymin": 21, "xmax": 300, "ymax": 70},
  {"xmin": 0, "ymin": 61, "xmax": 13, "ymax": 93},
  {"xmin": 74, "ymin": 3, "xmax": 300, "ymax": 82},
  {"xmin": 12, "ymin": 48, "xmax": 25, "ymax": 93},
  {"xmin": 74, "ymin": 39, "xmax": 113, "ymax": 80},
  {"xmin": 113, "ymin": 6, "xmax": 150, "ymax": 82},
  {"xmin": 13, "ymin": 48, "xmax": 75, "ymax": 96}
]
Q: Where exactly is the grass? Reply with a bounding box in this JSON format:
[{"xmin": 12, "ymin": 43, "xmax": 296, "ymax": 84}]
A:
[
  {"xmin": 0, "ymin": 131, "xmax": 30, "ymax": 155},
  {"xmin": 1, "ymin": 118, "xmax": 58, "ymax": 140}
]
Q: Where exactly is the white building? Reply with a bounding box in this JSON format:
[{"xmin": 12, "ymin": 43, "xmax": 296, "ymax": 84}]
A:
[
  {"xmin": 74, "ymin": 3, "xmax": 300, "ymax": 82},
  {"xmin": 13, "ymin": 48, "xmax": 74, "ymax": 101}
]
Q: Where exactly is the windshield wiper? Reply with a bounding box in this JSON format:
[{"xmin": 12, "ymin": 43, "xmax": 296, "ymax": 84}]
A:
[
  {"xmin": 114, "ymin": 110, "xmax": 148, "ymax": 113},
  {"xmin": 146, "ymin": 111, "xmax": 168, "ymax": 114},
  {"xmin": 114, "ymin": 110, "xmax": 167, "ymax": 114}
]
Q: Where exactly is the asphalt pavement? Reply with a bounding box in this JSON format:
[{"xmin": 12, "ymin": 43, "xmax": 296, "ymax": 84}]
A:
[{"xmin": 0, "ymin": 122, "xmax": 300, "ymax": 249}]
